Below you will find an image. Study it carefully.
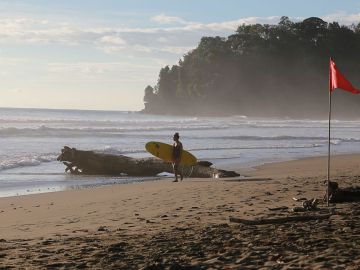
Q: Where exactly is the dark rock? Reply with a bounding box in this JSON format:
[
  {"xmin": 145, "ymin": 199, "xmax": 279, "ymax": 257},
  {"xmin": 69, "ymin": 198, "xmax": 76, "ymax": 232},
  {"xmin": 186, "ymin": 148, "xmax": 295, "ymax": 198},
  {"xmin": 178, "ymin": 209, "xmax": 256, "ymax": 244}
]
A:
[
  {"xmin": 97, "ymin": 226, "xmax": 109, "ymax": 232},
  {"xmin": 108, "ymin": 242, "xmax": 127, "ymax": 253},
  {"xmin": 142, "ymin": 264, "xmax": 165, "ymax": 270},
  {"xmin": 328, "ymin": 181, "xmax": 360, "ymax": 203}
]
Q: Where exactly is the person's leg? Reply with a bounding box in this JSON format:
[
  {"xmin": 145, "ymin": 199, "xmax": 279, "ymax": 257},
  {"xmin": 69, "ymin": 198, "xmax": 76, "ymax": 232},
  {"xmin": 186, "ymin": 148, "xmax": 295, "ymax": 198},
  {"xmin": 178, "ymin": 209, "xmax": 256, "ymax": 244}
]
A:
[
  {"xmin": 180, "ymin": 166, "xmax": 183, "ymax": 181},
  {"xmin": 172, "ymin": 163, "xmax": 178, "ymax": 182}
]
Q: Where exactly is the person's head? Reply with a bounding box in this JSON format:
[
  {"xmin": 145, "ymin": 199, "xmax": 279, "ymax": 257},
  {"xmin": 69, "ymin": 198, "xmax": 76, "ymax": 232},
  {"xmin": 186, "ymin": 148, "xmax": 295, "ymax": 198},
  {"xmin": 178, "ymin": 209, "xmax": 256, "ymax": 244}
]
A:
[{"xmin": 173, "ymin": 132, "xmax": 180, "ymax": 141}]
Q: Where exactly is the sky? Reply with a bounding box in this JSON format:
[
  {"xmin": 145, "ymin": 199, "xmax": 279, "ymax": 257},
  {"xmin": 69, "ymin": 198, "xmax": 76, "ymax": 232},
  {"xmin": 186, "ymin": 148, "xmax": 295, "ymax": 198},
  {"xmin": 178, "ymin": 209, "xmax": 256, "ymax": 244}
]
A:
[{"xmin": 1, "ymin": 0, "xmax": 360, "ymax": 111}]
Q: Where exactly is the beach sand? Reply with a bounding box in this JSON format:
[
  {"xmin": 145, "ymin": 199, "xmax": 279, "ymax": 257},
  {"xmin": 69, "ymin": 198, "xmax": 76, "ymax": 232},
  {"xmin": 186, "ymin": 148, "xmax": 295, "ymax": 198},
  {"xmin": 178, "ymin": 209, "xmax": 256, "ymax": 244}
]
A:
[{"xmin": 1, "ymin": 154, "xmax": 360, "ymax": 269}]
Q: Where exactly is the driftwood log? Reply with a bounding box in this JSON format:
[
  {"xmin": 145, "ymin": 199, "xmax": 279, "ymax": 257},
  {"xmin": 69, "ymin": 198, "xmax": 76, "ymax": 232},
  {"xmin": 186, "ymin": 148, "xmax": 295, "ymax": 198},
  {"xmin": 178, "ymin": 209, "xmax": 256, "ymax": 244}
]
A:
[
  {"xmin": 229, "ymin": 214, "xmax": 332, "ymax": 225},
  {"xmin": 57, "ymin": 146, "xmax": 240, "ymax": 178}
]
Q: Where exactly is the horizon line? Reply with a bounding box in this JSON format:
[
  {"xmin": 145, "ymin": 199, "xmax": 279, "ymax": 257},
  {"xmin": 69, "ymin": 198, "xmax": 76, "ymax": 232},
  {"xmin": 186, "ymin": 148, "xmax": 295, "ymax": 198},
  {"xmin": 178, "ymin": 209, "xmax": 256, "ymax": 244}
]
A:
[{"xmin": 0, "ymin": 106, "xmax": 143, "ymax": 113}]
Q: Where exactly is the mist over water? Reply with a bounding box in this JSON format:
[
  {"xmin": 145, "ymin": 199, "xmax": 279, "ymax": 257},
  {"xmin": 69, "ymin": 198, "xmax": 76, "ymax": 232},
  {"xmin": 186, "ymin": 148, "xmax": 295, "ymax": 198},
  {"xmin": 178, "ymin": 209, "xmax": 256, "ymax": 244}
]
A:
[{"xmin": 1, "ymin": 107, "xmax": 360, "ymax": 197}]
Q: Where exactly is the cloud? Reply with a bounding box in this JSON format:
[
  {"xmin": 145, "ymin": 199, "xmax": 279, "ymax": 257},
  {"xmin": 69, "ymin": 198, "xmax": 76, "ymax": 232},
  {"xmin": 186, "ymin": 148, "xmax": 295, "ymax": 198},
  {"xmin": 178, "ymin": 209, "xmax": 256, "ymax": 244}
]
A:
[
  {"xmin": 151, "ymin": 14, "xmax": 188, "ymax": 25},
  {"xmin": 1, "ymin": 12, "xmax": 360, "ymax": 59},
  {"xmin": 48, "ymin": 61, "xmax": 156, "ymax": 74},
  {"xmin": 160, "ymin": 46, "xmax": 195, "ymax": 54},
  {"xmin": 0, "ymin": 56, "xmax": 28, "ymax": 66},
  {"xmin": 0, "ymin": 18, "xmax": 77, "ymax": 44},
  {"xmin": 98, "ymin": 35, "xmax": 127, "ymax": 52},
  {"xmin": 47, "ymin": 61, "xmax": 159, "ymax": 83},
  {"xmin": 9, "ymin": 88, "xmax": 22, "ymax": 94},
  {"xmin": 322, "ymin": 12, "xmax": 360, "ymax": 25},
  {"xmin": 0, "ymin": 15, "xmax": 283, "ymax": 48},
  {"xmin": 100, "ymin": 35, "xmax": 126, "ymax": 45},
  {"xmin": 48, "ymin": 62, "xmax": 118, "ymax": 74}
]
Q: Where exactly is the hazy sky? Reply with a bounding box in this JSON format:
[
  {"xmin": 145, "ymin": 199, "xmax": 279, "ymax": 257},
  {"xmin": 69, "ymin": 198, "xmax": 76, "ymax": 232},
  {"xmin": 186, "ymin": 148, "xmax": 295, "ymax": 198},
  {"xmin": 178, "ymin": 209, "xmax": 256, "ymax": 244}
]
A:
[{"xmin": 1, "ymin": 0, "xmax": 360, "ymax": 111}]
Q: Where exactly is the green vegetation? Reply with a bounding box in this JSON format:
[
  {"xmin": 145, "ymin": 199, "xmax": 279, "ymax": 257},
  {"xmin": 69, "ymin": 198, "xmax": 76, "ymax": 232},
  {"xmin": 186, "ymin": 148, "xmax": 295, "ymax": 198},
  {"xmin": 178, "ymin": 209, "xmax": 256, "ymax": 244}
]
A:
[{"xmin": 143, "ymin": 17, "xmax": 360, "ymax": 118}]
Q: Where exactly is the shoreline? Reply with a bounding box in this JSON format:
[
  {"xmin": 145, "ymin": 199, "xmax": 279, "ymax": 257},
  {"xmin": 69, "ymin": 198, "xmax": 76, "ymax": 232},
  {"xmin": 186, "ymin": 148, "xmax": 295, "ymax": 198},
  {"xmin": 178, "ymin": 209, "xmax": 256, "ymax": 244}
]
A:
[
  {"xmin": 2, "ymin": 151, "xmax": 360, "ymax": 200},
  {"xmin": 1, "ymin": 153, "xmax": 360, "ymax": 268}
]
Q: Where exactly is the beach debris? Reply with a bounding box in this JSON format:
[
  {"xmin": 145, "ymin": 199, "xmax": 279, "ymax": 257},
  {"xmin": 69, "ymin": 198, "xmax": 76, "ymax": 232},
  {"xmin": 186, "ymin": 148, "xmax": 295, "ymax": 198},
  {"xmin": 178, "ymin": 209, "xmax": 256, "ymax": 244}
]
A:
[
  {"xmin": 292, "ymin": 207, "xmax": 306, "ymax": 212},
  {"xmin": 291, "ymin": 198, "xmax": 319, "ymax": 212},
  {"xmin": 292, "ymin": 197, "xmax": 307, "ymax": 201},
  {"xmin": 97, "ymin": 226, "xmax": 109, "ymax": 232},
  {"xmin": 302, "ymin": 198, "xmax": 319, "ymax": 210},
  {"xmin": 268, "ymin": 206, "xmax": 289, "ymax": 211},
  {"xmin": 326, "ymin": 181, "xmax": 360, "ymax": 203},
  {"xmin": 229, "ymin": 214, "xmax": 332, "ymax": 225},
  {"xmin": 57, "ymin": 146, "xmax": 240, "ymax": 178},
  {"xmin": 107, "ymin": 242, "xmax": 127, "ymax": 253}
]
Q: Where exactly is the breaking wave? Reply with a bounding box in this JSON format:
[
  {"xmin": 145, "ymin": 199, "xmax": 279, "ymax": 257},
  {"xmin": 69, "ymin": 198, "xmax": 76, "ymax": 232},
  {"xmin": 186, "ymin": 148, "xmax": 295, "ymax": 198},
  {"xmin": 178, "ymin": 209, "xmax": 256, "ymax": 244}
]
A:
[
  {"xmin": 207, "ymin": 135, "xmax": 360, "ymax": 142},
  {"xmin": 0, "ymin": 125, "xmax": 222, "ymax": 137},
  {"xmin": 0, "ymin": 154, "xmax": 58, "ymax": 171}
]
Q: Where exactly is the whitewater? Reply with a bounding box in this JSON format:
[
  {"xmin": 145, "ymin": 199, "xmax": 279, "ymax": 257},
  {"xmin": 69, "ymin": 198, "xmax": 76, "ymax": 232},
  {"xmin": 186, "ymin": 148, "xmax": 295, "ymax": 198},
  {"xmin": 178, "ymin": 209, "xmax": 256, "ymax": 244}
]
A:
[{"xmin": 1, "ymin": 107, "xmax": 360, "ymax": 197}]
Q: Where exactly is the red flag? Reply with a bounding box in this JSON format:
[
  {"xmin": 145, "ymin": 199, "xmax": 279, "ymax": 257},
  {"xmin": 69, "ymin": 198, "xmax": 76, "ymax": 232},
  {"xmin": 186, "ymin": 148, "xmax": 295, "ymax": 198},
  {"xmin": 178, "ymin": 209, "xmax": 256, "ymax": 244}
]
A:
[{"xmin": 329, "ymin": 58, "xmax": 360, "ymax": 94}]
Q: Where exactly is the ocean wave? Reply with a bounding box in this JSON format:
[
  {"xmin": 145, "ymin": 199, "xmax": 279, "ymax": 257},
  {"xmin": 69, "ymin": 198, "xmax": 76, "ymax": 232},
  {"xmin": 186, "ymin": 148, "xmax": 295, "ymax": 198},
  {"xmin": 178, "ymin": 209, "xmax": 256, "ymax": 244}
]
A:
[
  {"xmin": 0, "ymin": 154, "xmax": 58, "ymax": 171},
  {"xmin": 99, "ymin": 146, "xmax": 146, "ymax": 155},
  {"xmin": 189, "ymin": 144, "xmax": 323, "ymax": 152},
  {"xmin": 205, "ymin": 135, "xmax": 360, "ymax": 142},
  {"xmin": 0, "ymin": 125, "xmax": 225, "ymax": 137},
  {"xmin": 0, "ymin": 116, "xmax": 202, "ymax": 126}
]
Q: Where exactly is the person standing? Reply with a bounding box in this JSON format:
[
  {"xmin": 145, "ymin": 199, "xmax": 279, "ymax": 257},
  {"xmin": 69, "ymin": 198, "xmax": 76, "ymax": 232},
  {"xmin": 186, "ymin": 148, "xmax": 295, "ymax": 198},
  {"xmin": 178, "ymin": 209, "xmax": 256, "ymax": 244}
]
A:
[{"xmin": 172, "ymin": 132, "xmax": 183, "ymax": 182}]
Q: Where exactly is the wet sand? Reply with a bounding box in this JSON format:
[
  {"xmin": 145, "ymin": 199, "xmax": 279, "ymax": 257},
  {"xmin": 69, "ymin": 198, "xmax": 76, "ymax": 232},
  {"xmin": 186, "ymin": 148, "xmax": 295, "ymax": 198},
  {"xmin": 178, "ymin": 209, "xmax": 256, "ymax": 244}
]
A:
[{"xmin": 1, "ymin": 154, "xmax": 360, "ymax": 269}]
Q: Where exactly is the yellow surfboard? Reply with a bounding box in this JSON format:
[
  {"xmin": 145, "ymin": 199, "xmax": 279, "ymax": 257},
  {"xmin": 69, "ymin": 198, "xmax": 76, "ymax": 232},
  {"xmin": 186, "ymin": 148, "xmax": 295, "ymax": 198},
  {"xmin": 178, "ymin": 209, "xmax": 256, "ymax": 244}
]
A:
[{"xmin": 145, "ymin": 141, "xmax": 197, "ymax": 166}]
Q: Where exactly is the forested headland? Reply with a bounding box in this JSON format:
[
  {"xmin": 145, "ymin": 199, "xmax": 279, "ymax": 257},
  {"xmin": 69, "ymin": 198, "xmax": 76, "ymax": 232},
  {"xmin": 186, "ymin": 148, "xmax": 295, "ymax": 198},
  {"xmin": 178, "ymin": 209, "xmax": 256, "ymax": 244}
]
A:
[{"xmin": 142, "ymin": 17, "xmax": 360, "ymax": 118}]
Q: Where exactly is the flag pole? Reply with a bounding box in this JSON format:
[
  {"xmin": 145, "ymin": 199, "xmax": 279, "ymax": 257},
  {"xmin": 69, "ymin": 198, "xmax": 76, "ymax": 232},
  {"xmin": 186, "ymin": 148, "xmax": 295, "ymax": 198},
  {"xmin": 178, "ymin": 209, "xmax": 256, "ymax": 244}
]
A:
[
  {"xmin": 327, "ymin": 90, "xmax": 332, "ymax": 206},
  {"xmin": 327, "ymin": 57, "xmax": 360, "ymax": 205},
  {"xmin": 327, "ymin": 58, "xmax": 332, "ymax": 207}
]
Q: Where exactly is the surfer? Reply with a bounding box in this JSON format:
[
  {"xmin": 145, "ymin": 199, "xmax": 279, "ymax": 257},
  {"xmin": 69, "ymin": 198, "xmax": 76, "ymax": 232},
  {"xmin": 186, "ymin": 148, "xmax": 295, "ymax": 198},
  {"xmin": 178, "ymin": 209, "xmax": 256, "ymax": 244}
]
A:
[{"xmin": 172, "ymin": 132, "xmax": 183, "ymax": 182}]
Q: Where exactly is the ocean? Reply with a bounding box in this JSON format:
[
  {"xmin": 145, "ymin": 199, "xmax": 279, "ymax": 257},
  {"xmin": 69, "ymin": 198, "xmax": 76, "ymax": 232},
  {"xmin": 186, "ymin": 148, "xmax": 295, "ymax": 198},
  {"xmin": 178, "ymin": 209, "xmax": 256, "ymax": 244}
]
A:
[{"xmin": 1, "ymin": 107, "xmax": 360, "ymax": 197}]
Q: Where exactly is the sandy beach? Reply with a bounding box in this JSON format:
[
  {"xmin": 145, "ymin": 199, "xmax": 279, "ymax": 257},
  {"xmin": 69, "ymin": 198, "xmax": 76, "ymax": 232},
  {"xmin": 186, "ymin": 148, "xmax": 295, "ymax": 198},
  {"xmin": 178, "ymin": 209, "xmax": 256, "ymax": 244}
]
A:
[{"xmin": 1, "ymin": 154, "xmax": 360, "ymax": 269}]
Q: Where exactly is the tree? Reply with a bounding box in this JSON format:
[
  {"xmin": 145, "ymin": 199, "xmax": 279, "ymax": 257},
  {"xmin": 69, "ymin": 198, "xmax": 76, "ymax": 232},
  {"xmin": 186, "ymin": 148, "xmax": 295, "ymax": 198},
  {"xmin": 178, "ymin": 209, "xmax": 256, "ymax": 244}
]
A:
[
  {"xmin": 142, "ymin": 17, "xmax": 360, "ymax": 118},
  {"xmin": 143, "ymin": 85, "xmax": 155, "ymax": 103}
]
